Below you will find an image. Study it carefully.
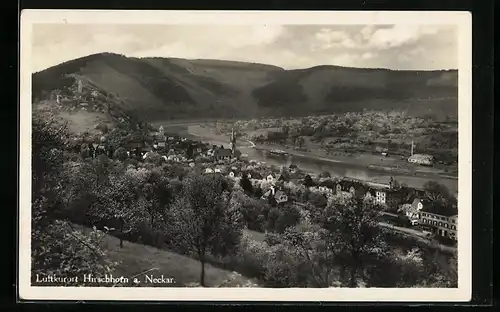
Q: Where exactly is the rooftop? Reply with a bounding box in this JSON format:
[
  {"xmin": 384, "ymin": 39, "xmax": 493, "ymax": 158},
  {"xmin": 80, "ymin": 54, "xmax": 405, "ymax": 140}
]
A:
[
  {"xmin": 421, "ymin": 201, "xmax": 458, "ymax": 217},
  {"xmin": 408, "ymin": 154, "xmax": 434, "ymax": 161},
  {"xmin": 215, "ymin": 149, "xmax": 232, "ymax": 157}
]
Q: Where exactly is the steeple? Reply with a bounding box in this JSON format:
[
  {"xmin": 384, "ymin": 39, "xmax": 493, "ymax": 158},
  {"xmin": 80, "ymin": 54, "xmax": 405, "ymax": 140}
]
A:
[{"xmin": 230, "ymin": 127, "xmax": 236, "ymax": 154}]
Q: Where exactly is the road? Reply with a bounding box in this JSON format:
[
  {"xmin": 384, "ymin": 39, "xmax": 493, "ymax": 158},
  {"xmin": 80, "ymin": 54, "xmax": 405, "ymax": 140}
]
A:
[{"xmin": 378, "ymin": 222, "xmax": 456, "ymax": 253}]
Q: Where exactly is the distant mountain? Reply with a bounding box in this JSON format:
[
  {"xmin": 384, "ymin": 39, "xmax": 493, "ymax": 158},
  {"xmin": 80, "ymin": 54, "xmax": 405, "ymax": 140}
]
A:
[{"xmin": 32, "ymin": 52, "xmax": 458, "ymax": 121}]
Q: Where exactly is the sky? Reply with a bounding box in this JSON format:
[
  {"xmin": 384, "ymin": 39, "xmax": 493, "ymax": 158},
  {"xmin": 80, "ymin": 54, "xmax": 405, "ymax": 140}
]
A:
[{"xmin": 31, "ymin": 24, "xmax": 458, "ymax": 73}]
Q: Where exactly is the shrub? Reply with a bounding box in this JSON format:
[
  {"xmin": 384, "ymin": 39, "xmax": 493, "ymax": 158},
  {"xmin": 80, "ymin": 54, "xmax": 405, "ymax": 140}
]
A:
[
  {"xmin": 274, "ymin": 205, "xmax": 301, "ymax": 233},
  {"xmin": 113, "ymin": 147, "xmax": 128, "ymax": 161}
]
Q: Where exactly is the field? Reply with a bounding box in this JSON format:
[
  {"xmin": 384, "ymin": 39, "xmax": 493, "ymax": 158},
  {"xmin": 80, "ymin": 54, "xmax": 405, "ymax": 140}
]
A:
[{"xmin": 34, "ymin": 100, "xmax": 113, "ymax": 135}]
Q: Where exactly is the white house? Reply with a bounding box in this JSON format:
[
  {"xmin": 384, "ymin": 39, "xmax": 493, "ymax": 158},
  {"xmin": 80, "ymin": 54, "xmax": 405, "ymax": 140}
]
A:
[
  {"xmin": 375, "ymin": 190, "xmax": 387, "ymax": 205},
  {"xmin": 266, "ymin": 174, "xmax": 275, "ymax": 183},
  {"xmin": 214, "ymin": 168, "xmax": 222, "ymax": 173},
  {"xmin": 407, "ymin": 154, "xmax": 435, "ymax": 166},
  {"xmin": 205, "ymin": 168, "xmax": 214, "ymax": 174},
  {"xmin": 318, "ymin": 186, "xmax": 333, "ymax": 194},
  {"xmin": 274, "ymin": 190, "xmax": 288, "ymax": 204}
]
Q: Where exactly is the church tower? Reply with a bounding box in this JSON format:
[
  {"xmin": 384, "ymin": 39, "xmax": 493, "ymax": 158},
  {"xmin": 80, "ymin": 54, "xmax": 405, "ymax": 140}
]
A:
[{"xmin": 230, "ymin": 127, "xmax": 236, "ymax": 154}]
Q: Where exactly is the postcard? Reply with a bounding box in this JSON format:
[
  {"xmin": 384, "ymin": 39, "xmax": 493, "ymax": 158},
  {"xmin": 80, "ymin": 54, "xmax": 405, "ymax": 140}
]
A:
[{"xmin": 19, "ymin": 9, "xmax": 472, "ymax": 302}]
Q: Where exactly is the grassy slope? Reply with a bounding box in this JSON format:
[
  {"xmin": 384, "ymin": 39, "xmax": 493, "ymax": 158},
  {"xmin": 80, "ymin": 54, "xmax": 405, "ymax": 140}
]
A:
[
  {"xmin": 32, "ymin": 53, "xmax": 458, "ymax": 122},
  {"xmin": 74, "ymin": 224, "xmax": 258, "ymax": 287}
]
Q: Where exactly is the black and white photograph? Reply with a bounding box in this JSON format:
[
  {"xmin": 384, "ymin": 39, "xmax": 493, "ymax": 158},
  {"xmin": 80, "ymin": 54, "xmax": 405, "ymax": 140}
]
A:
[{"xmin": 19, "ymin": 10, "xmax": 472, "ymax": 301}]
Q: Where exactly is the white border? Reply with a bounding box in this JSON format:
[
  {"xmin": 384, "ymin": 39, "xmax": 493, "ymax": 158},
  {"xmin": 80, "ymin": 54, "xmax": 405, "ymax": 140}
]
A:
[{"xmin": 19, "ymin": 10, "xmax": 472, "ymax": 302}]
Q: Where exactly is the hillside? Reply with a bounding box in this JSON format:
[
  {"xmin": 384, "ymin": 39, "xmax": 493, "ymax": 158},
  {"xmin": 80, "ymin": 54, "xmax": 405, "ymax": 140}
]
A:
[
  {"xmin": 32, "ymin": 53, "xmax": 458, "ymax": 121},
  {"xmin": 31, "ymin": 223, "xmax": 258, "ymax": 287}
]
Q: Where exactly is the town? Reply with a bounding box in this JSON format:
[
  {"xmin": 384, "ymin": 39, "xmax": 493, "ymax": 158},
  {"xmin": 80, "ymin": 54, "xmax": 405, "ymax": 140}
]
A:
[
  {"xmin": 32, "ymin": 76, "xmax": 458, "ymax": 289},
  {"xmin": 66, "ymin": 107, "xmax": 458, "ymax": 245}
]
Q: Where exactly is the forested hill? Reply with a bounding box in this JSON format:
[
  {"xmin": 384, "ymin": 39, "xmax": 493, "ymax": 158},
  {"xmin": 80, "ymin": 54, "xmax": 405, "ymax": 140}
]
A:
[{"xmin": 32, "ymin": 52, "xmax": 458, "ymax": 121}]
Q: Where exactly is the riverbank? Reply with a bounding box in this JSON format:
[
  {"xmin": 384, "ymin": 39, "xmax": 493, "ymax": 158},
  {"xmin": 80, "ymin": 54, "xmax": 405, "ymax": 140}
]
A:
[
  {"xmin": 182, "ymin": 124, "xmax": 457, "ymax": 181},
  {"xmin": 254, "ymin": 143, "xmax": 458, "ymax": 182},
  {"xmin": 160, "ymin": 123, "xmax": 458, "ymax": 193}
]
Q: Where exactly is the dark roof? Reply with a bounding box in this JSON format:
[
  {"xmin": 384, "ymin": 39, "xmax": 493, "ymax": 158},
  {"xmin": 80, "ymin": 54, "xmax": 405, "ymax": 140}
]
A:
[
  {"xmin": 249, "ymin": 172, "xmax": 263, "ymax": 179},
  {"xmin": 338, "ymin": 179, "xmax": 364, "ymax": 192},
  {"xmin": 289, "ymin": 164, "xmax": 298, "ymax": 168},
  {"xmin": 421, "ymin": 201, "xmax": 458, "ymax": 217},
  {"xmin": 215, "ymin": 148, "xmax": 232, "ymax": 157},
  {"xmin": 319, "ymin": 179, "xmax": 336, "ymax": 189},
  {"xmin": 411, "ymin": 198, "xmax": 422, "ymax": 209},
  {"xmin": 274, "ymin": 190, "xmax": 287, "ymax": 200},
  {"xmin": 277, "ymin": 174, "xmax": 288, "ymax": 181}
]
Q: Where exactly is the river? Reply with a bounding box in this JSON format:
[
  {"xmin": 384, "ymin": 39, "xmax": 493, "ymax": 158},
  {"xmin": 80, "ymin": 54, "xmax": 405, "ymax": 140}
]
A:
[{"xmin": 159, "ymin": 123, "xmax": 458, "ymax": 194}]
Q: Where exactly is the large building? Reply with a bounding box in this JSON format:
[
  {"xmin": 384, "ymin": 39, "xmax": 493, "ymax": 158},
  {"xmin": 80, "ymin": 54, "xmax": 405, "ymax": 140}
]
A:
[
  {"xmin": 335, "ymin": 177, "xmax": 404, "ymax": 208},
  {"xmin": 419, "ymin": 203, "xmax": 458, "ymax": 240},
  {"xmin": 408, "ymin": 154, "xmax": 435, "ymax": 166}
]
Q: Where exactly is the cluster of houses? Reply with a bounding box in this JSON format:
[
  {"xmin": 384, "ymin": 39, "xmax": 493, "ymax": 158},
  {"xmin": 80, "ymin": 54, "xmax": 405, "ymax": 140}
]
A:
[
  {"xmin": 205, "ymin": 162, "xmax": 457, "ymax": 241},
  {"xmin": 72, "ymin": 123, "xmax": 250, "ymax": 174},
  {"xmin": 399, "ymin": 198, "xmax": 458, "ymax": 240},
  {"xmin": 71, "ymin": 121, "xmax": 455, "ymax": 241}
]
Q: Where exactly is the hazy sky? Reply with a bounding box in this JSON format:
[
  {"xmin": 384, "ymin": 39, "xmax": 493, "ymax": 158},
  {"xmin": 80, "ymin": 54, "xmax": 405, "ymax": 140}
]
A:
[{"xmin": 32, "ymin": 24, "xmax": 458, "ymax": 72}]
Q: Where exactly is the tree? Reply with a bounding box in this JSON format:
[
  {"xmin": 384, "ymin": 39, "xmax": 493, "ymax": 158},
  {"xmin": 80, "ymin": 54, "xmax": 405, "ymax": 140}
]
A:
[
  {"xmin": 142, "ymin": 168, "xmax": 174, "ymax": 246},
  {"xmin": 282, "ymin": 124, "xmax": 290, "ymax": 135},
  {"xmin": 186, "ymin": 145, "xmax": 194, "ymax": 159},
  {"xmin": 144, "ymin": 151, "xmax": 163, "ymax": 166},
  {"xmin": 240, "ymin": 173, "xmax": 253, "ymax": 195},
  {"xmin": 113, "ymin": 147, "xmax": 128, "ymax": 161},
  {"xmin": 32, "ymin": 212, "xmax": 118, "ymax": 285},
  {"xmin": 31, "ymin": 114, "xmax": 118, "ymax": 284},
  {"xmin": 254, "ymin": 187, "xmax": 263, "ymax": 199},
  {"xmin": 423, "ymin": 181, "xmax": 454, "ymax": 205},
  {"xmin": 32, "ymin": 113, "xmax": 68, "ymax": 200},
  {"xmin": 96, "ymin": 123, "xmax": 109, "ymax": 134},
  {"xmin": 309, "ymin": 192, "xmax": 328, "ymax": 209},
  {"xmin": 170, "ymin": 174, "xmax": 244, "ymax": 286},
  {"xmin": 319, "ymin": 171, "xmax": 331, "ymax": 178},
  {"xmin": 303, "ymin": 175, "xmax": 315, "ymax": 187},
  {"xmin": 311, "ymin": 194, "xmax": 386, "ymax": 287},
  {"xmin": 274, "ymin": 205, "xmax": 301, "ymax": 233},
  {"xmin": 88, "ymin": 168, "xmax": 150, "ymax": 248},
  {"xmin": 296, "ymin": 136, "xmax": 305, "ymax": 148},
  {"xmin": 235, "ymin": 193, "xmax": 267, "ymax": 232},
  {"xmin": 263, "ymin": 220, "xmax": 338, "ymax": 287}
]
